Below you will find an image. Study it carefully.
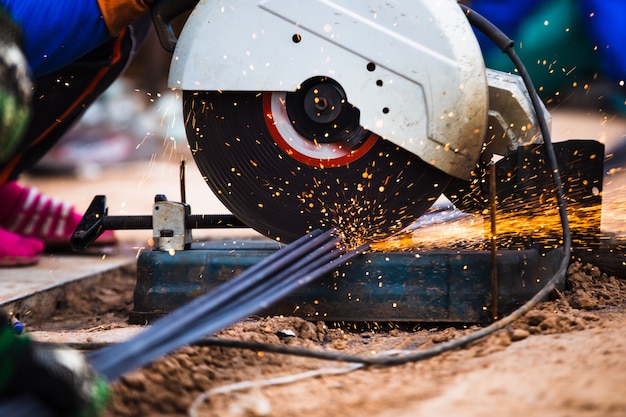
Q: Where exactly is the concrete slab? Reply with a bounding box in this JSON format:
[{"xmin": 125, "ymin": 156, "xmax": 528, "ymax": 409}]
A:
[
  {"xmin": 0, "ymin": 253, "xmax": 135, "ymax": 322},
  {"xmin": 29, "ymin": 326, "xmax": 144, "ymax": 346},
  {"xmin": 0, "ymin": 254, "xmax": 132, "ymax": 305}
]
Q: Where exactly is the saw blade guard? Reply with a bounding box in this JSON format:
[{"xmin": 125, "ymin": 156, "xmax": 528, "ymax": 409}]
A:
[{"xmin": 168, "ymin": 0, "xmax": 489, "ymax": 180}]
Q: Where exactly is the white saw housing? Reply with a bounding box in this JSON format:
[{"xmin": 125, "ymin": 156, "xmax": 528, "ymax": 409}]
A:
[{"xmin": 169, "ymin": 0, "xmax": 489, "ymax": 180}]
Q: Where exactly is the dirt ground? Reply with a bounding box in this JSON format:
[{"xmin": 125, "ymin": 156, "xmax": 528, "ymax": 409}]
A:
[{"xmin": 24, "ymin": 257, "xmax": 626, "ymax": 417}]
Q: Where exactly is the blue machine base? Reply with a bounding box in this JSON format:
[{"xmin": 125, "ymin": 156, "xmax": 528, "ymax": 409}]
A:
[{"xmin": 130, "ymin": 240, "xmax": 564, "ymax": 324}]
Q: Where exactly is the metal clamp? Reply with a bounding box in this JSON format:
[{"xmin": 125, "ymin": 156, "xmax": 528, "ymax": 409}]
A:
[
  {"xmin": 71, "ymin": 195, "xmax": 247, "ymax": 252},
  {"xmin": 152, "ymin": 195, "xmax": 192, "ymax": 251}
]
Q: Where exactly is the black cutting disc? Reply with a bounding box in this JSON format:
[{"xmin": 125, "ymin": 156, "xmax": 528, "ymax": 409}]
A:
[{"xmin": 183, "ymin": 90, "xmax": 452, "ymax": 244}]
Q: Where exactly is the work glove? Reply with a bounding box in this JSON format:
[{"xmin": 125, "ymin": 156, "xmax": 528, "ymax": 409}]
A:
[
  {"xmin": 97, "ymin": 0, "xmax": 155, "ymax": 36},
  {"xmin": 0, "ymin": 5, "xmax": 31, "ymax": 163},
  {"xmin": 0, "ymin": 311, "xmax": 109, "ymax": 417}
]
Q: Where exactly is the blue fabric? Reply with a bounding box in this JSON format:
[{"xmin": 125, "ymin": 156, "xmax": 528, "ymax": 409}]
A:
[
  {"xmin": 581, "ymin": 0, "xmax": 626, "ymax": 81},
  {"xmin": 468, "ymin": 0, "xmax": 545, "ymax": 56},
  {"xmin": 470, "ymin": 0, "xmax": 626, "ymax": 81},
  {"xmin": 1, "ymin": 0, "xmax": 110, "ymax": 78}
]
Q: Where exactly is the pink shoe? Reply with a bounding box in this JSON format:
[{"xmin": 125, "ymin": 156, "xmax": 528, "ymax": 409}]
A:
[
  {"xmin": 0, "ymin": 227, "xmax": 44, "ymax": 266},
  {"xmin": 0, "ymin": 181, "xmax": 117, "ymax": 248}
]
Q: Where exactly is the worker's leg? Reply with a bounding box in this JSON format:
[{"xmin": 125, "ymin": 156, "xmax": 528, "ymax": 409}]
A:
[{"xmin": 0, "ymin": 16, "xmax": 150, "ymax": 264}]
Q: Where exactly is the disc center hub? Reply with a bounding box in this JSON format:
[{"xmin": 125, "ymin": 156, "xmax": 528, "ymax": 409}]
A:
[
  {"xmin": 303, "ymin": 82, "xmax": 343, "ymax": 123},
  {"xmin": 286, "ymin": 77, "xmax": 367, "ymax": 148}
]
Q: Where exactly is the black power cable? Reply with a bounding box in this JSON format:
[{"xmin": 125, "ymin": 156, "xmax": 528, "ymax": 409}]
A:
[{"xmin": 60, "ymin": 4, "xmax": 575, "ymax": 370}]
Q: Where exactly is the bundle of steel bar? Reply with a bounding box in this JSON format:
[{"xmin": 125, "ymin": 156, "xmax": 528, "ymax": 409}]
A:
[
  {"xmin": 2, "ymin": 228, "xmax": 367, "ymax": 417},
  {"xmin": 89, "ymin": 228, "xmax": 367, "ymax": 380}
]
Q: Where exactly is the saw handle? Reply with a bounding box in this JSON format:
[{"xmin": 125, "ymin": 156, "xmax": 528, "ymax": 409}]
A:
[{"xmin": 151, "ymin": 0, "xmax": 199, "ymax": 52}]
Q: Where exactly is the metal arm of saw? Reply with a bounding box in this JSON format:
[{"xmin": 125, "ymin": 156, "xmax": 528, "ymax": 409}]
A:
[{"xmin": 151, "ymin": 0, "xmax": 199, "ymax": 52}]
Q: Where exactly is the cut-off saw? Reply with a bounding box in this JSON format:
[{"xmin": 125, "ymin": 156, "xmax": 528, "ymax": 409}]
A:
[
  {"xmin": 163, "ymin": 0, "xmax": 551, "ymax": 245},
  {"xmin": 73, "ymin": 0, "xmax": 610, "ymax": 323}
]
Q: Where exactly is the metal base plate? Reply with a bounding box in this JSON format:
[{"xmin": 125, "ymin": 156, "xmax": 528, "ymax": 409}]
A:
[{"xmin": 130, "ymin": 240, "xmax": 563, "ymax": 324}]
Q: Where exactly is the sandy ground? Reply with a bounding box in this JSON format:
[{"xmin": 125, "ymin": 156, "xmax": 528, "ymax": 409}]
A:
[{"xmin": 25, "ymin": 261, "xmax": 626, "ymax": 417}]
